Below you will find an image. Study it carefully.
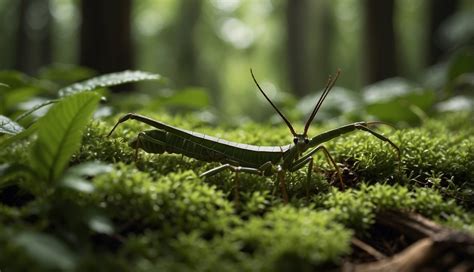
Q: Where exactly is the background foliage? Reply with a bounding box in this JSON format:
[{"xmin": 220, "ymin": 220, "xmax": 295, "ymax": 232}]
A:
[{"xmin": 0, "ymin": 0, "xmax": 473, "ymax": 122}]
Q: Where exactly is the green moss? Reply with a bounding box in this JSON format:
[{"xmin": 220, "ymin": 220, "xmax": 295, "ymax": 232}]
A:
[
  {"xmin": 1, "ymin": 111, "xmax": 473, "ymax": 270},
  {"xmin": 117, "ymin": 207, "xmax": 351, "ymax": 271},
  {"xmin": 316, "ymin": 183, "xmax": 471, "ymax": 232},
  {"xmin": 82, "ymin": 163, "xmax": 237, "ymax": 236},
  {"xmin": 230, "ymin": 206, "xmax": 351, "ymax": 271}
]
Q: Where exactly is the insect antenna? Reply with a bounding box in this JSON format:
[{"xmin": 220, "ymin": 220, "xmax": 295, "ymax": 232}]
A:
[
  {"xmin": 303, "ymin": 69, "xmax": 341, "ymax": 136},
  {"xmin": 250, "ymin": 69, "xmax": 297, "ymax": 136}
]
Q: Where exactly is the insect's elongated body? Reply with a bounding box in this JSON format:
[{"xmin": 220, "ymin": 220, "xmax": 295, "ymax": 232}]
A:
[
  {"xmin": 109, "ymin": 70, "xmax": 400, "ymax": 204},
  {"xmin": 127, "ymin": 118, "xmax": 291, "ymax": 169}
]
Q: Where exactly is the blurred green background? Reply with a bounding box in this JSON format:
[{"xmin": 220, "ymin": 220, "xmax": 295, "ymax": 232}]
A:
[{"xmin": 0, "ymin": 0, "xmax": 473, "ymax": 126}]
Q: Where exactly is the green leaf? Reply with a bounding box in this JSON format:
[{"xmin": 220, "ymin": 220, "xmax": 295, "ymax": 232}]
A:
[
  {"xmin": 0, "ymin": 121, "xmax": 38, "ymax": 150},
  {"xmin": 448, "ymin": 48, "xmax": 474, "ymax": 83},
  {"xmin": 58, "ymin": 70, "xmax": 162, "ymax": 97},
  {"xmin": 145, "ymin": 87, "xmax": 210, "ymax": 111},
  {"xmin": 365, "ymin": 91, "xmax": 435, "ymax": 124},
  {"xmin": 3, "ymin": 87, "xmax": 41, "ymax": 113},
  {"xmin": 60, "ymin": 175, "xmax": 95, "ymax": 193},
  {"xmin": 0, "ymin": 82, "xmax": 9, "ymax": 87},
  {"xmin": 67, "ymin": 161, "xmax": 113, "ymax": 176},
  {"xmin": 14, "ymin": 231, "xmax": 77, "ymax": 270},
  {"xmin": 0, "ymin": 70, "xmax": 31, "ymax": 88},
  {"xmin": 88, "ymin": 215, "xmax": 114, "ymax": 235},
  {"xmin": 58, "ymin": 161, "xmax": 113, "ymax": 193},
  {"xmin": 163, "ymin": 88, "xmax": 210, "ymax": 109},
  {"xmin": 0, "ymin": 115, "xmax": 24, "ymax": 135},
  {"xmin": 363, "ymin": 78, "xmax": 435, "ymax": 124},
  {"xmin": 30, "ymin": 92, "xmax": 100, "ymax": 182}
]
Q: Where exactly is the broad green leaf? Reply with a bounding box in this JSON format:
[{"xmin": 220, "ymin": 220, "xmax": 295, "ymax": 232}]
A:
[
  {"xmin": 88, "ymin": 215, "xmax": 114, "ymax": 235},
  {"xmin": 58, "ymin": 70, "xmax": 161, "ymax": 97},
  {"xmin": 0, "ymin": 121, "xmax": 38, "ymax": 150},
  {"xmin": 448, "ymin": 48, "xmax": 474, "ymax": 83},
  {"xmin": 145, "ymin": 87, "xmax": 210, "ymax": 111},
  {"xmin": 58, "ymin": 161, "xmax": 112, "ymax": 193},
  {"xmin": 365, "ymin": 91, "xmax": 435, "ymax": 124},
  {"xmin": 163, "ymin": 88, "xmax": 210, "ymax": 109},
  {"xmin": 436, "ymin": 95, "xmax": 474, "ymax": 112},
  {"xmin": 0, "ymin": 70, "xmax": 31, "ymax": 88},
  {"xmin": 67, "ymin": 161, "xmax": 113, "ymax": 176},
  {"xmin": 14, "ymin": 231, "xmax": 77, "ymax": 270},
  {"xmin": 60, "ymin": 175, "xmax": 95, "ymax": 193},
  {"xmin": 363, "ymin": 78, "xmax": 436, "ymax": 124},
  {"xmin": 0, "ymin": 115, "xmax": 24, "ymax": 135},
  {"xmin": 30, "ymin": 92, "xmax": 100, "ymax": 182},
  {"xmin": 3, "ymin": 87, "xmax": 41, "ymax": 113}
]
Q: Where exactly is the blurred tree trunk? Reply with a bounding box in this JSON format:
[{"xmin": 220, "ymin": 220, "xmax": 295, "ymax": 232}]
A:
[
  {"xmin": 310, "ymin": 0, "xmax": 335, "ymax": 89},
  {"xmin": 364, "ymin": 0, "xmax": 397, "ymax": 84},
  {"xmin": 175, "ymin": 0, "xmax": 202, "ymax": 88},
  {"xmin": 80, "ymin": 0, "xmax": 133, "ymax": 80},
  {"xmin": 14, "ymin": 0, "xmax": 52, "ymax": 75},
  {"xmin": 427, "ymin": 0, "xmax": 459, "ymax": 65},
  {"xmin": 286, "ymin": 0, "xmax": 310, "ymax": 98}
]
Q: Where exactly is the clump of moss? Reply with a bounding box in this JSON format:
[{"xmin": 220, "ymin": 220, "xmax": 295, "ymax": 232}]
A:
[
  {"xmin": 119, "ymin": 231, "xmax": 246, "ymax": 271},
  {"xmin": 116, "ymin": 206, "xmax": 351, "ymax": 271},
  {"xmin": 231, "ymin": 206, "xmax": 352, "ymax": 271},
  {"xmin": 316, "ymin": 183, "xmax": 471, "ymax": 232},
  {"xmin": 83, "ymin": 163, "xmax": 237, "ymax": 236}
]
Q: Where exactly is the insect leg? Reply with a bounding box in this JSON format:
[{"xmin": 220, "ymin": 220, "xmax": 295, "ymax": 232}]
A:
[
  {"xmin": 309, "ymin": 122, "xmax": 401, "ymax": 178},
  {"xmin": 354, "ymin": 124, "xmax": 401, "ymax": 177},
  {"xmin": 276, "ymin": 166, "xmax": 289, "ymax": 204},
  {"xmin": 134, "ymin": 132, "xmax": 145, "ymax": 161},
  {"xmin": 200, "ymin": 164, "xmax": 262, "ymax": 208},
  {"xmin": 254, "ymin": 161, "xmax": 289, "ymax": 202},
  {"xmin": 200, "ymin": 164, "xmax": 261, "ymax": 177},
  {"xmin": 306, "ymin": 158, "xmax": 313, "ymax": 197},
  {"xmin": 291, "ymin": 145, "xmax": 343, "ymax": 189},
  {"xmin": 258, "ymin": 161, "xmax": 274, "ymax": 176}
]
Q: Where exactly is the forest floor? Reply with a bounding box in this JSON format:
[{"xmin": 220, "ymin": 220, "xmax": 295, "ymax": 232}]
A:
[{"xmin": 1, "ymin": 109, "xmax": 473, "ymax": 271}]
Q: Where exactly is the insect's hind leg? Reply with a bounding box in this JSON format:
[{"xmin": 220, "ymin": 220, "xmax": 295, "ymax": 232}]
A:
[
  {"xmin": 200, "ymin": 164, "xmax": 262, "ymax": 208},
  {"xmin": 133, "ymin": 132, "xmax": 145, "ymax": 161}
]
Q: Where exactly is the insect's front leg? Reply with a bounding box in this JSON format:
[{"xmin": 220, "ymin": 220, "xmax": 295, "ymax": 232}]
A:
[
  {"xmin": 256, "ymin": 161, "xmax": 289, "ymax": 203},
  {"xmin": 276, "ymin": 165, "xmax": 289, "ymax": 204},
  {"xmin": 199, "ymin": 164, "xmax": 262, "ymax": 178},
  {"xmin": 310, "ymin": 122, "xmax": 401, "ymax": 178},
  {"xmin": 291, "ymin": 145, "xmax": 344, "ymax": 190},
  {"xmin": 200, "ymin": 164, "xmax": 262, "ymax": 209}
]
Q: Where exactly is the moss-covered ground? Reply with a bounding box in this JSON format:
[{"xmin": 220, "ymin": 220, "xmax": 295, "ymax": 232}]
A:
[{"xmin": 1, "ymin": 111, "xmax": 473, "ymax": 271}]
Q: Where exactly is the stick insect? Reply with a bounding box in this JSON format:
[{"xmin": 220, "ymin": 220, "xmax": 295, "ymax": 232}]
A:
[{"xmin": 108, "ymin": 70, "xmax": 400, "ymax": 204}]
